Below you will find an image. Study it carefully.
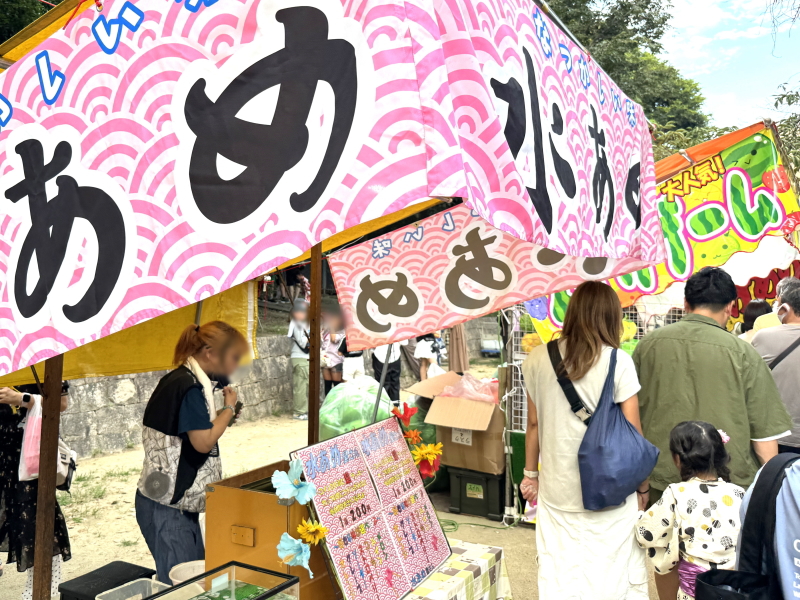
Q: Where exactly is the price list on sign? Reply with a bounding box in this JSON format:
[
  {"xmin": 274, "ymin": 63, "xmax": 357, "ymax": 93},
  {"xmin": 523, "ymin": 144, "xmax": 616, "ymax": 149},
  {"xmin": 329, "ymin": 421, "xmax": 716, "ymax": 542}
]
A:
[
  {"xmin": 294, "ymin": 419, "xmax": 451, "ymax": 600},
  {"xmin": 294, "ymin": 434, "xmax": 380, "ymax": 536}
]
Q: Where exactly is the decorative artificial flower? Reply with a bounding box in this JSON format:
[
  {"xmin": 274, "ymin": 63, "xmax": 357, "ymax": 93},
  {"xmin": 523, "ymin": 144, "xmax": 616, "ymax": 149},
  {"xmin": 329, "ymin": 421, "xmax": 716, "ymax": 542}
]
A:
[
  {"xmin": 297, "ymin": 518, "xmax": 328, "ymax": 546},
  {"xmin": 272, "ymin": 459, "xmax": 317, "ymax": 505},
  {"xmin": 391, "ymin": 402, "xmax": 418, "ymax": 427},
  {"xmin": 411, "ymin": 442, "xmax": 443, "ymax": 465},
  {"xmin": 411, "ymin": 442, "xmax": 443, "ymax": 478},
  {"xmin": 418, "ymin": 455, "xmax": 441, "ymax": 480},
  {"xmin": 277, "ymin": 533, "xmax": 313, "ymax": 578},
  {"xmin": 403, "ymin": 429, "xmax": 423, "ymax": 444},
  {"xmin": 717, "ymin": 429, "xmax": 730, "ymax": 444}
]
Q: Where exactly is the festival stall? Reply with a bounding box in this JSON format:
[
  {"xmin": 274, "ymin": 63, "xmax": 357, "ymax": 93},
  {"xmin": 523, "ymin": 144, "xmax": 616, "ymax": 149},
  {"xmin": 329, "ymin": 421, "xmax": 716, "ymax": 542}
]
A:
[
  {"xmin": 0, "ymin": 0, "xmax": 668, "ymax": 595},
  {"xmin": 529, "ymin": 123, "xmax": 800, "ymax": 343}
]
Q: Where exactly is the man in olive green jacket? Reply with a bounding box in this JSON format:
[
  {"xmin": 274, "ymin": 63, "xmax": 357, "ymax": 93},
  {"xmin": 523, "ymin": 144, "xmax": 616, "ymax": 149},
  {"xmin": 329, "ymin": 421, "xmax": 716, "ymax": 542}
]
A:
[{"xmin": 634, "ymin": 267, "xmax": 791, "ymax": 600}]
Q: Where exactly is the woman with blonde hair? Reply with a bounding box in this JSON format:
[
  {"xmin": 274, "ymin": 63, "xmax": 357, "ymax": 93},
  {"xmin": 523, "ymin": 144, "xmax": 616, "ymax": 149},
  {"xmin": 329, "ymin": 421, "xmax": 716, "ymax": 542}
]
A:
[
  {"xmin": 520, "ymin": 281, "xmax": 649, "ymax": 599},
  {"xmin": 135, "ymin": 321, "xmax": 248, "ymax": 583}
]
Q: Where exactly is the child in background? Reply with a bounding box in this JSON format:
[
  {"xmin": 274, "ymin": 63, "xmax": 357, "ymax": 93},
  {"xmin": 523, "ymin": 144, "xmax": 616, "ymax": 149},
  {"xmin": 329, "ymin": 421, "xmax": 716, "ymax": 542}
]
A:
[{"xmin": 635, "ymin": 422, "xmax": 744, "ymax": 600}]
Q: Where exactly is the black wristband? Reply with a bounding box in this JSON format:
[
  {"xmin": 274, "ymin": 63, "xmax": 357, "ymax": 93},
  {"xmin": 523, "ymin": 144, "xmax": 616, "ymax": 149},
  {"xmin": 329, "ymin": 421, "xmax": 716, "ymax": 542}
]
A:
[{"xmin": 637, "ymin": 486, "xmax": 650, "ymax": 494}]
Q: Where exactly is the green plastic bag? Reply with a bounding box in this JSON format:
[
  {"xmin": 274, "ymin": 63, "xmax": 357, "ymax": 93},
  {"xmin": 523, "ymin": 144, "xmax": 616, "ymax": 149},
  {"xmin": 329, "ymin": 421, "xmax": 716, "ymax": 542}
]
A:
[{"xmin": 319, "ymin": 377, "xmax": 393, "ymax": 441}]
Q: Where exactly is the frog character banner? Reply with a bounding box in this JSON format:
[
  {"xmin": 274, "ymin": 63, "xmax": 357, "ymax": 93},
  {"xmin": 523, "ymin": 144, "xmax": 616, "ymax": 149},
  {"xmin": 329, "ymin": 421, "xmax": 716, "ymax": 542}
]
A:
[
  {"xmin": 0, "ymin": 0, "xmax": 660, "ymax": 377},
  {"xmin": 531, "ymin": 126, "xmax": 800, "ymax": 341}
]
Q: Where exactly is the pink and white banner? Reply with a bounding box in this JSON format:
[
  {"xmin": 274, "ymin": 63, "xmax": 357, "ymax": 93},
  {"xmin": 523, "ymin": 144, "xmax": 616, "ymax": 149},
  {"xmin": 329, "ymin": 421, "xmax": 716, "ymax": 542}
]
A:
[
  {"xmin": 0, "ymin": 0, "xmax": 658, "ymax": 375},
  {"xmin": 329, "ymin": 204, "xmax": 664, "ymax": 349}
]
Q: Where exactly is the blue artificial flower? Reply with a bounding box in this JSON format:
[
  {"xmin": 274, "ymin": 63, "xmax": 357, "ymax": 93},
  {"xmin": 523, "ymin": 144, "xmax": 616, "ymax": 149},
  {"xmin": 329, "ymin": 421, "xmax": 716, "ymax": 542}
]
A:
[
  {"xmin": 271, "ymin": 459, "xmax": 317, "ymax": 505},
  {"xmin": 277, "ymin": 533, "xmax": 313, "ymax": 578}
]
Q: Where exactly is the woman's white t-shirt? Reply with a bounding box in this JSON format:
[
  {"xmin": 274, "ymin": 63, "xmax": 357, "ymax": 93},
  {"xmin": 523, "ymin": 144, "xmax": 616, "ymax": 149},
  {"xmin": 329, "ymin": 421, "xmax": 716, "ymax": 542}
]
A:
[{"xmin": 521, "ymin": 341, "xmax": 641, "ymax": 512}]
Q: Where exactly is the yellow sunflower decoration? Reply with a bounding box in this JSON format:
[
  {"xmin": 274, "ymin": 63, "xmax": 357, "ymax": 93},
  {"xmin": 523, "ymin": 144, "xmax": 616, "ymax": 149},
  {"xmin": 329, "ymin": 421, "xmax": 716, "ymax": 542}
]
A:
[{"xmin": 297, "ymin": 518, "xmax": 329, "ymax": 546}]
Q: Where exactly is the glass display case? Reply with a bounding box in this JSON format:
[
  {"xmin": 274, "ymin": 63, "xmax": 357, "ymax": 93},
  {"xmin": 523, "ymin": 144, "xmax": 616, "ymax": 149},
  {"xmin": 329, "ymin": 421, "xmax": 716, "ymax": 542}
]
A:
[{"xmin": 149, "ymin": 562, "xmax": 300, "ymax": 600}]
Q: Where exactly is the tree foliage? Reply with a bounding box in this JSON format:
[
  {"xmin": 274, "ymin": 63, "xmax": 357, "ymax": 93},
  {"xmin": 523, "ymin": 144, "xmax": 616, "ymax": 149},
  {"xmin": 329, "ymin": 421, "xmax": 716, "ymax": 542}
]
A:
[
  {"xmin": 650, "ymin": 126, "xmax": 737, "ymax": 162},
  {"xmin": 774, "ymin": 85, "xmax": 800, "ymax": 173},
  {"xmin": 548, "ymin": 0, "xmax": 712, "ymax": 146},
  {"xmin": 0, "ymin": 0, "xmax": 51, "ymax": 45}
]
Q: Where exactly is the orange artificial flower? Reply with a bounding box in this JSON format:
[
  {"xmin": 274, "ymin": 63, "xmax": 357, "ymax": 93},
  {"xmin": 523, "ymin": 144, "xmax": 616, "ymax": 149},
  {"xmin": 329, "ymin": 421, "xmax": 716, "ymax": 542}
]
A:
[{"xmin": 403, "ymin": 429, "xmax": 423, "ymax": 444}]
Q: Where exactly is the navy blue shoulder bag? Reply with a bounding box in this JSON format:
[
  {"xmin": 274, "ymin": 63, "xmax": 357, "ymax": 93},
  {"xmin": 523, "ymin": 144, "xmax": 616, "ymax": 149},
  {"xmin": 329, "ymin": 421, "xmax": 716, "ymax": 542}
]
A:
[{"xmin": 547, "ymin": 341, "xmax": 659, "ymax": 511}]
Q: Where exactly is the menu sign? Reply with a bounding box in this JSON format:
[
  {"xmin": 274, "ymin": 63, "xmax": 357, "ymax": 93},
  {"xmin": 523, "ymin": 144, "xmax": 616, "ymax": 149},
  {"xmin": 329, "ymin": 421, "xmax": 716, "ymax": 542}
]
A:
[{"xmin": 294, "ymin": 419, "xmax": 450, "ymax": 600}]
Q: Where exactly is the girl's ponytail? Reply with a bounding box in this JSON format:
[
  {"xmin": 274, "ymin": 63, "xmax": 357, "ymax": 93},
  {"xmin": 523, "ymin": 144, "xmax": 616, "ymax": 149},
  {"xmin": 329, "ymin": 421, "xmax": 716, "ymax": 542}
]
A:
[
  {"xmin": 174, "ymin": 323, "xmax": 205, "ymax": 366},
  {"xmin": 173, "ymin": 321, "xmax": 248, "ymax": 366}
]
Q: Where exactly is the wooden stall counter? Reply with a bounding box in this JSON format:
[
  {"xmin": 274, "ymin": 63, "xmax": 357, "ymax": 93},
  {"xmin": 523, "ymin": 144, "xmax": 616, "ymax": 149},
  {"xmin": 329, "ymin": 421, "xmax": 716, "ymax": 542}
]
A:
[{"xmin": 205, "ymin": 461, "xmax": 339, "ymax": 600}]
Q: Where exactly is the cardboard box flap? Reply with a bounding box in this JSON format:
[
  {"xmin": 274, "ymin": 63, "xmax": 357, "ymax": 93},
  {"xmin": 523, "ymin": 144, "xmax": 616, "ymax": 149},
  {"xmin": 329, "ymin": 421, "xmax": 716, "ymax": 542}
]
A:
[
  {"xmin": 406, "ymin": 371, "xmax": 462, "ymax": 399},
  {"xmin": 424, "ymin": 396, "xmax": 497, "ymax": 431}
]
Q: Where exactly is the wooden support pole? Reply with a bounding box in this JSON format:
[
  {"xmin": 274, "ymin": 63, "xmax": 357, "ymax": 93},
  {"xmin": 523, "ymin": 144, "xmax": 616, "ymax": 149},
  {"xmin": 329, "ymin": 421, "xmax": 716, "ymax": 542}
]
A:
[
  {"xmin": 32, "ymin": 353, "xmax": 65, "ymax": 600},
  {"xmin": 308, "ymin": 243, "xmax": 323, "ymax": 446}
]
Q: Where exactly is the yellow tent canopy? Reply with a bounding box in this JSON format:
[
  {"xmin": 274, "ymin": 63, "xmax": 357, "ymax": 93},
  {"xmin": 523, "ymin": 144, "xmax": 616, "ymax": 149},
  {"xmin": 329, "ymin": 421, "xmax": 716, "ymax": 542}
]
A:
[
  {"xmin": 0, "ymin": 281, "xmax": 258, "ymax": 387},
  {"xmin": 0, "ymin": 0, "xmax": 90, "ymax": 69}
]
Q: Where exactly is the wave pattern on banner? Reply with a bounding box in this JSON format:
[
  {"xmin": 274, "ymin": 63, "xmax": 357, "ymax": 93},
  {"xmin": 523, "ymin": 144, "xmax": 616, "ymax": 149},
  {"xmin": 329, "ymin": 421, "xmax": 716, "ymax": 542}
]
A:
[
  {"xmin": 432, "ymin": 0, "xmax": 660, "ymax": 257},
  {"xmin": 0, "ymin": 0, "xmax": 464, "ymax": 375},
  {"xmin": 0, "ymin": 0, "xmax": 661, "ymax": 376},
  {"xmin": 329, "ymin": 204, "xmax": 664, "ymax": 350}
]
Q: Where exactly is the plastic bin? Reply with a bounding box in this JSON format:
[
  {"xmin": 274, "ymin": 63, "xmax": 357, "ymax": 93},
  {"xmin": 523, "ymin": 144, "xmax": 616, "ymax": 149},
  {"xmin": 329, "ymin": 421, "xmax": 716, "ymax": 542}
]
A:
[
  {"xmin": 96, "ymin": 578, "xmax": 170, "ymax": 600},
  {"xmin": 168, "ymin": 561, "xmax": 205, "ymax": 586},
  {"xmin": 448, "ymin": 466, "xmax": 504, "ymax": 521},
  {"xmin": 59, "ymin": 561, "xmax": 157, "ymax": 600}
]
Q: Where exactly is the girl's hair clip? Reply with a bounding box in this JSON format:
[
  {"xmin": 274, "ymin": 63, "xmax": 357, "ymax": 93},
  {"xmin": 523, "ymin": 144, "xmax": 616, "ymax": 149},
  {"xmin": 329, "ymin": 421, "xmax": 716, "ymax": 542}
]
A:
[{"xmin": 717, "ymin": 429, "xmax": 730, "ymax": 444}]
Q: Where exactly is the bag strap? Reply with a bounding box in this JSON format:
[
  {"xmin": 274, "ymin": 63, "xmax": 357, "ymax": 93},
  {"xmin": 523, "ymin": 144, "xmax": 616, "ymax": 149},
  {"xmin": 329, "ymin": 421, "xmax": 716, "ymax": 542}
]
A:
[
  {"xmin": 738, "ymin": 453, "xmax": 800, "ymax": 594},
  {"xmin": 770, "ymin": 336, "xmax": 800, "ymax": 370},
  {"xmin": 547, "ymin": 341, "xmax": 592, "ymax": 424}
]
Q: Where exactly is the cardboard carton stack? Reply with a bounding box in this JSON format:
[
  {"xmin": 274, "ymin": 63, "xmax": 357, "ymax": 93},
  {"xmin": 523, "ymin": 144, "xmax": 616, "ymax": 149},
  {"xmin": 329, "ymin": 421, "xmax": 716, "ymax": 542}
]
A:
[{"xmin": 406, "ymin": 372, "xmax": 506, "ymax": 520}]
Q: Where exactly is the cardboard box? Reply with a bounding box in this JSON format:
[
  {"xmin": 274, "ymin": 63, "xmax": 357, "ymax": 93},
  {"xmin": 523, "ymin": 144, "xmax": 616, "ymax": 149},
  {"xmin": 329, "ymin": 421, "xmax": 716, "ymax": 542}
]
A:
[{"xmin": 408, "ymin": 372, "xmax": 505, "ymax": 475}]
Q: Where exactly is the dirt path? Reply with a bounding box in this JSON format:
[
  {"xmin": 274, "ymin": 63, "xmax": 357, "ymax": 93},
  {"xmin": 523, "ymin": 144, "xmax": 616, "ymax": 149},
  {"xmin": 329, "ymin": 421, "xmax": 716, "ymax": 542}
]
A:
[
  {"xmin": 2, "ymin": 416, "xmax": 308, "ymax": 599},
  {"xmin": 3, "ymin": 374, "xmax": 654, "ymax": 600}
]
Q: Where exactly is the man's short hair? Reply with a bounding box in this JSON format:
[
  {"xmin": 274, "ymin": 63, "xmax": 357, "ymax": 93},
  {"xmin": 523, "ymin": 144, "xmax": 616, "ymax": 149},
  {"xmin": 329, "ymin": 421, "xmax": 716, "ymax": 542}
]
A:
[
  {"xmin": 684, "ymin": 267, "xmax": 737, "ymax": 312},
  {"xmin": 777, "ymin": 277, "xmax": 800, "ymax": 300},
  {"xmin": 781, "ymin": 284, "xmax": 800, "ymax": 316}
]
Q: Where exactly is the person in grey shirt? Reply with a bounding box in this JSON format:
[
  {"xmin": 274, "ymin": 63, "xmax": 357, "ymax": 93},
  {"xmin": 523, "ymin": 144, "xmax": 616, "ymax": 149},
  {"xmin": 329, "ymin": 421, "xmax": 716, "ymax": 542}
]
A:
[{"xmin": 753, "ymin": 283, "xmax": 800, "ymax": 453}]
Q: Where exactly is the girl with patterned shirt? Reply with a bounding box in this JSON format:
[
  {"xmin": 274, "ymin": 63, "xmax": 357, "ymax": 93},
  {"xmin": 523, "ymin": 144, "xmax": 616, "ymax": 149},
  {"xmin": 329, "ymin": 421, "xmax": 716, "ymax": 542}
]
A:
[{"xmin": 635, "ymin": 421, "xmax": 745, "ymax": 600}]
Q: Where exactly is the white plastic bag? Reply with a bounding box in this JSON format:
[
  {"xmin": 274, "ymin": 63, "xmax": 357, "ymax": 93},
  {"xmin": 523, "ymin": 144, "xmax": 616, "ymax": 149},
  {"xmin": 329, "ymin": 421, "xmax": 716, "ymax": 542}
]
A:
[
  {"xmin": 427, "ymin": 361, "xmax": 447, "ymax": 379},
  {"xmin": 19, "ymin": 395, "xmax": 42, "ymax": 481}
]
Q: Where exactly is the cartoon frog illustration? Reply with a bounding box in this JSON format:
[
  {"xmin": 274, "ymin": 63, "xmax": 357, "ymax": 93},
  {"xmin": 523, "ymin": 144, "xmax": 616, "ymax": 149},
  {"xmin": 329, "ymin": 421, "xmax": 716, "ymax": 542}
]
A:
[{"xmin": 720, "ymin": 132, "xmax": 778, "ymax": 189}]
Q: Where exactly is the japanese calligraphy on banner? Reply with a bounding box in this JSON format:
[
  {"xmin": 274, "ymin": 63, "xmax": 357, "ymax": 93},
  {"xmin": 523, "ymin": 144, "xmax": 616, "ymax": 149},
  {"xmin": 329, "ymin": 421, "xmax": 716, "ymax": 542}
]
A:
[
  {"xmin": 329, "ymin": 204, "xmax": 663, "ymax": 349},
  {"xmin": 0, "ymin": 0, "xmax": 659, "ymax": 376},
  {"xmin": 530, "ymin": 128, "xmax": 800, "ymax": 340},
  {"xmin": 293, "ymin": 419, "xmax": 450, "ymax": 600}
]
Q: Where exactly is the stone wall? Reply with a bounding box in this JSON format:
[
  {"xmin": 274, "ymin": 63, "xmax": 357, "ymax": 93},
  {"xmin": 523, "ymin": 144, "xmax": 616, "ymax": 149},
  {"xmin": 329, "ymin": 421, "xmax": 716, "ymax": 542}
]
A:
[
  {"xmin": 60, "ymin": 319, "xmax": 498, "ymax": 459},
  {"xmin": 61, "ymin": 336, "xmax": 296, "ymax": 458}
]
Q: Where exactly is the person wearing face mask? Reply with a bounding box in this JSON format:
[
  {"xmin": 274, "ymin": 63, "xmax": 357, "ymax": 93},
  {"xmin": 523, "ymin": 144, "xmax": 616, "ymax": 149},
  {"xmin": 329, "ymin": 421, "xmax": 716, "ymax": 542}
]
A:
[
  {"xmin": 752, "ymin": 277, "xmax": 800, "ymax": 333},
  {"xmin": 633, "ymin": 267, "xmax": 791, "ymax": 600},
  {"xmin": 135, "ymin": 321, "xmax": 249, "ymax": 583},
  {"xmin": 753, "ymin": 284, "xmax": 800, "ymax": 454}
]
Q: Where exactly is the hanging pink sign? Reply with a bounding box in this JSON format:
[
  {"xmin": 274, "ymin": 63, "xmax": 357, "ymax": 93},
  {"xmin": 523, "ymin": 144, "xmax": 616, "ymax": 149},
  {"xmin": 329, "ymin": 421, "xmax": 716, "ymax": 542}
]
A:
[
  {"xmin": 329, "ymin": 204, "xmax": 664, "ymax": 349},
  {"xmin": 0, "ymin": 0, "xmax": 658, "ymax": 376}
]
